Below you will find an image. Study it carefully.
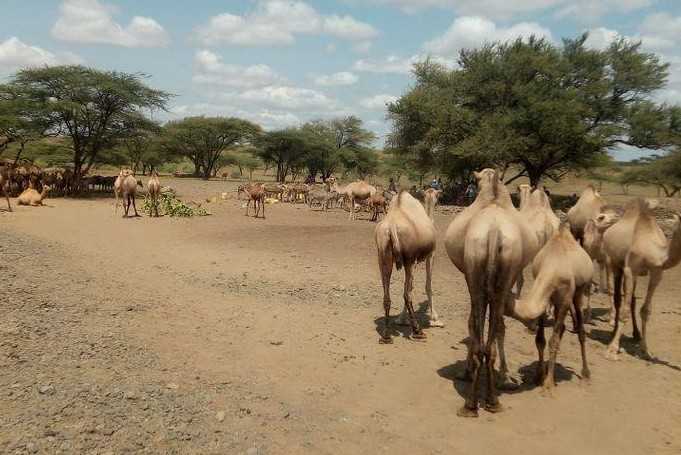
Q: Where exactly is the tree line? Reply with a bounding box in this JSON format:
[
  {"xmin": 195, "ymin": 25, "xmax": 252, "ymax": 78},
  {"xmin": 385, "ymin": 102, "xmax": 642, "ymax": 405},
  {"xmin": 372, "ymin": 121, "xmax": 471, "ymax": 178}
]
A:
[{"xmin": 0, "ymin": 66, "xmax": 379, "ymax": 192}]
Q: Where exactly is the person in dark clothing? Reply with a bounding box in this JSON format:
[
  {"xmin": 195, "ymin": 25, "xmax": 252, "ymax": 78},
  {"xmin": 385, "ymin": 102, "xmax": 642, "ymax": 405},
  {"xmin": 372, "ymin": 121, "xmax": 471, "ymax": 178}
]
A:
[{"xmin": 388, "ymin": 177, "xmax": 397, "ymax": 193}]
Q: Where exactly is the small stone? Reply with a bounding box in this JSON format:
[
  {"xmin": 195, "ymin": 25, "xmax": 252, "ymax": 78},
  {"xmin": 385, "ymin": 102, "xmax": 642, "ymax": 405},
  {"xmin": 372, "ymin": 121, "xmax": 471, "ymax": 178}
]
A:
[
  {"xmin": 166, "ymin": 383, "xmax": 179, "ymax": 390},
  {"xmin": 38, "ymin": 385, "xmax": 55, "ymax": 396},
  {"xmin": 26, "ymin": 442, "xmax": 38, "ymax": 453},
  {"xmin": 216, "ymin": 411, "xmax": 226, "ymax": 422},
  {"xmin": 125, "ymin": 391, "xmax": 137, "ymax": 400}
]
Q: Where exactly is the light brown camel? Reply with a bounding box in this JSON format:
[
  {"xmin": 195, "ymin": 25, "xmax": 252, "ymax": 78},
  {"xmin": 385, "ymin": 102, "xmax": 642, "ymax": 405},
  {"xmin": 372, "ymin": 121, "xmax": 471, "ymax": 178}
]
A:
[
  {"xmin": 339, "ymin": 180, "xmax": 376, "ymax": 220},
  {"xmin": 147, "ymin": 171, "xmax": 161, "ymax": 217},
  {"xmin": 375, "ymin": 190, "xmax": 440, "ymax": 343},
  {"xmin": 507, "ymin": 224, "xmax": 593, "ymax": 390},
  {"xmin": 242, "ymin": 183, "xmax": 266, "ymax": 218},
  {"xmin": 17, "ymin": 185, "xmax": 51, "ymax": 206},
  {"xmin": 121, "ymin": 171, "xmax": 141, "ymax": 218},
  {"xmin": 445, "ymin": 169, "xmax": 539, "ymax": 417},
  {"xmin": 582, "ymin": 206, "xmax": 620, "ymax": 301},
  {"xmin": 113, "ymin": 169, "xmax": 129, "ymax": 214},
  {"xmin": 602, "ymin": 199, "xmax": 681, "ymax": 360},
  {"xmin": 0, "ymin": 165, "xmax": 11, "ymax": 212},
  {"xmin": 567, "ymin": 185, "xmax": 605, "ymax": 244},
  {"xmin": 515, "ymin": 184, "xmax": 560, "ymax": 294}
]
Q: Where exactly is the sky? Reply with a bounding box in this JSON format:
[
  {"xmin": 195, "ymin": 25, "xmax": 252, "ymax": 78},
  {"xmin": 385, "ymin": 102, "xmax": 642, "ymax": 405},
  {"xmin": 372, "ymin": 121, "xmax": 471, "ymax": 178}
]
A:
[{"xmin": 1, "ymin": 0, "xmax": 680, "ymax": 161}]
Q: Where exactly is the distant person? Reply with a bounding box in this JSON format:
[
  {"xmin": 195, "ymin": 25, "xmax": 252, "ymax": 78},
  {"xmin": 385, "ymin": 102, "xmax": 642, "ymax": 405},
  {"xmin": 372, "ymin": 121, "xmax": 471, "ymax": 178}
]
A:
[
  {"xmin": 430, "ymin": 179, "xmax": 441, "ymax": 191},
  {"xmin": 388, "ymin": 177, "xmax": 397, "ymax": 193},
  {"xmin": 465, "ymin": 182, "xmax": 477, "ymax": 204}
]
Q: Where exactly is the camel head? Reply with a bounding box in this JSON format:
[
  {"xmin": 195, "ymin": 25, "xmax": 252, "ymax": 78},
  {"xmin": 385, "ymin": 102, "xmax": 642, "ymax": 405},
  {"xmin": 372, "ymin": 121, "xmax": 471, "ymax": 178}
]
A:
[{"xmin": 592, "ymin": 209, "xmax": 619, "ymax": 232}]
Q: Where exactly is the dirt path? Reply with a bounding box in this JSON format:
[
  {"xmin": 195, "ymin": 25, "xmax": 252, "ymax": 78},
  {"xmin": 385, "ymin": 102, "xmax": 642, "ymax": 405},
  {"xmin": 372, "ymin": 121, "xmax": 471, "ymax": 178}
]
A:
[{"xmin": 2, "ymin": 180, "xmax": 681, "ymax": 454}]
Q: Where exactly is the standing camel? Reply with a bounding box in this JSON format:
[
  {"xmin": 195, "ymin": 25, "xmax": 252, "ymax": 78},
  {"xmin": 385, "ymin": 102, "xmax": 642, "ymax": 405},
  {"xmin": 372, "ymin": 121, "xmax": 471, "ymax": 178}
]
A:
[
  {"xmin": 567, "ymin": 185, "xmax": 605, "ymax": 244},
  {"xmin": 147, "ymin": 171, "xmax": 161, "ymax": 217},
  {"xmin": 242, "ymin": 183, "xmax": 266, "ymax": 218},
  {"xmin": 121, "ymin": 170, "xmax": 141, "ymax": 218},
  {"xmin": 0, "ymin": 165, "xmax": 11, "ymax": 212},
  {"xmin": 507, "ymin": 224, "xmax": 593, "ymax": 391},
  {"xmin": 339, "ymin": 180, "xmax": 376, "ymax": 220},
  {"xmin": 602, "ymin": 199, "xmax": 681, "ymax": 360},
  {"xmin": 375, "ymin": 190, "xmax": 440, "ymax": 343},
  {"xmin": 445, "ymin": 169, "xmax": 538, "ymax": 417}
]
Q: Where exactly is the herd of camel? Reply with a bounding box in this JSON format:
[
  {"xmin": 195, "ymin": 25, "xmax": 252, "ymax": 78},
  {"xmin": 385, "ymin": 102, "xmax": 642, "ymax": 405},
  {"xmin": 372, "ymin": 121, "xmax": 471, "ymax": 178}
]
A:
[
  {"xmin": 4, "ymin": 164, "xmax": 681, "ymax": 418},
  {"xmin": 375, "ymin": 168, "xmax": 681, "ymax": 417}
]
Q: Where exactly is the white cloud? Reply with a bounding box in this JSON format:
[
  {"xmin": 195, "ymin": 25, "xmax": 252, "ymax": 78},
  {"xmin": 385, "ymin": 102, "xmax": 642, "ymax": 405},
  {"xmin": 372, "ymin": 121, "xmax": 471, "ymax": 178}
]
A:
[
  {"xmin": 322, "ymin": 15, "xmax": 378, "ymax": 41},
  {"xmin": 0, "ymin": 37, "xmax": 83, "ymax": 72},
  {"xmin": 360, "ymin": 94, "xmax": 398, "ymax": 110},
  {"xmin": 52, "ymin": 0, "xmax": 169, "ymax": 47},
  {"xmin": 424, "ymin": 16, "xmax": 553, "ymax": 56},
  {"xmin": 556, "ymin": 0, "xmax": 652, "ymax": 21},
  {"xmin": 353, "ymin": 54, "xmax": 455, "ymax": 74},
  {"xmin": 364, "ymin": 0, "xmax": 562, "ymax": 19},
  {"xmin": 196, "ymin": 1, "xmax": 377, "ymax": 47},
  {"xmin": 313, "ymin": 71, "xmax": 358, "ymax": 86},
  {"xmin": 169, "ymin": 103, "xmax": 302, "ymax": 130},
  {"xmin": 352, "ymin": 41, "xmax": 373, "ymax": 54},
  {"xmin": 583, "ymin": 27, "xmax": 620, "ymax": 50},
  {"xmin": 231, "ymin": 86, "xmax": 336, "ymax": 111},
  {"xmin": 192, "ymin": 50, "xmax": 284, "ymax": 89},
  {"xmin": 639, "ymin": 13, "xmax": 681, "ymax": 52}
]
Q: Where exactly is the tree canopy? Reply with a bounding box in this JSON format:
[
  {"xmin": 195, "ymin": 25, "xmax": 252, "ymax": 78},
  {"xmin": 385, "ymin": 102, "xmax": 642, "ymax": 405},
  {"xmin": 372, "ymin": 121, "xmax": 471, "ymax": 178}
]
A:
[
  {"xmin": 0, "ymin": 65, "xmax": 170, "ymax": 187},
  {"xmin": 387, "ymin": 34, "xmax": 674, "ymax": 186},
  {"xmin": 161, "ymin": 116, "xmax": 261, "ymax": 180}
]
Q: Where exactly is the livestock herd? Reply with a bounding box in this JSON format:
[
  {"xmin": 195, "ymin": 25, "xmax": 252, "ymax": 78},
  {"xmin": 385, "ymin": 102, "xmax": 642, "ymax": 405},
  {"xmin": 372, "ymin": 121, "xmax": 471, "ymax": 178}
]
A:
[
  {"xmin": 3, "ymin": 163, "xmax": 681, "ymax": 420},
  {"xmin": 375, "ymin": 168, "xmax": 681, "ymax": 417}
]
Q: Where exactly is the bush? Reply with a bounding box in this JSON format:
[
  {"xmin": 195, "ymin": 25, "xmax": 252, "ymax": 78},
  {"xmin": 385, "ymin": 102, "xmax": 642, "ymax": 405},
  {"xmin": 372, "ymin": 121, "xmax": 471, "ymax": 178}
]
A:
[
  {"xmin": 143, "ymin": 192, "xmax": 208, "ymax": 217},
  {"xmin": 230, "ymin": 170, "xmax": 241, "ymax": 179}
]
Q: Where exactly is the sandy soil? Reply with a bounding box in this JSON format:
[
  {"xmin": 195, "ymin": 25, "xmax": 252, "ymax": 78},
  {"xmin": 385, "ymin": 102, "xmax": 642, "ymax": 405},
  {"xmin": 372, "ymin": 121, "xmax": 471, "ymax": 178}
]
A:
[{"xmin": 2, "ymin": 177, "xmax": 681, "ymax": 455}]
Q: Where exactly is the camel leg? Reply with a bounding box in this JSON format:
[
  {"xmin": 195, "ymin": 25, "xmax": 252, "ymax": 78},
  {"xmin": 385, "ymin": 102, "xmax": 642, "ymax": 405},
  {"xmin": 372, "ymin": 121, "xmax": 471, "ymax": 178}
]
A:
[
  {"xmin": 515, "ymin": 270, "xmax": 525, "ymax": 296},
  {"xmin": 378, "ymin": 234, "xmax": 394, "ymax": 344},
  {"xmin": 631, "ymin": 278, "xmax": 640, "ymax": 341},
  {"xmin": 607, "ymin": 267, "xmax": 630, "ymax": 360},
  {"xmin": 583, "ymin": 282, "xmax": 592, "ymax": 325},
  {"xmin": 132, "ymin": 194, "xmax": 140, "ymax": 217},
  {"xmin": 349, "ymin": 196, "xmax": 355, "ymax": 220},
  {"xmin": 2, "ymin": 185, "xmax": 12, "ymax": 212},
  {"xmin": 403, "ymin": 263, "xmax": 425, "ymax": 340},
  {"xmin": 544, "ymin": 293, "xmax": 571, "ymax": 391},
  {"xmin": 574, "ymin": 285, "xmax": 590, "ymax": 380},
  {"xmin": 261, "ymin": 198, "xmax": 265, "ymax": 219},
  {"xmin": 245, "ymin": 199, "xmax": 251, "ymax": 217},
  {"xmin": 458, "ymin": 272, "xmax": 486, "ymax": 418},
  {"xmin": 495, "ymin": 315, "xmax": 514, "ymax": 390},
  {"xmin": 123, "ymin": 195, "xmax": 130, "ymax": 218},
  {"xmin": 484, "ymin": 306, "xmax": 502, "ymax": 413},
  {"xmin": 426, "ymin": 254, "xmax": 444, "ymax": 327},
  {"xmin": 605, "ymin": 261, "xmax": 612, "ymax": 296},
  {"xmin": 535, "ymin": 314, "xmax": 547, "ymax": 385},
  {"xmin": 640, "ymin": 269, "xmax": 662, "ymax": 360}
]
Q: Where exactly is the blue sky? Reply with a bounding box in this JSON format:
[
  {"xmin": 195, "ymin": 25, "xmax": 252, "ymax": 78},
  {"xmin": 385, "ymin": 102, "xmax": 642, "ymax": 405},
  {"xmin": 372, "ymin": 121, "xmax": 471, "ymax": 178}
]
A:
[{"xmin": 1, "ymin": 0, "xmax": 680, "ymax": 161}]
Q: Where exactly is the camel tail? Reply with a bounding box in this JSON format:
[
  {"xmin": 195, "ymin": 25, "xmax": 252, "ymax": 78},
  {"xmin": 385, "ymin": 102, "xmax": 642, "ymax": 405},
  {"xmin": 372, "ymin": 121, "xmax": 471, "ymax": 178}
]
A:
[
  {"xmin": 485, "ymin": 227, "xmax": 501, "ymax": 313},
  {"xmin": 389, "ymin": 223, "xmax": 404, "ymax": 270}
]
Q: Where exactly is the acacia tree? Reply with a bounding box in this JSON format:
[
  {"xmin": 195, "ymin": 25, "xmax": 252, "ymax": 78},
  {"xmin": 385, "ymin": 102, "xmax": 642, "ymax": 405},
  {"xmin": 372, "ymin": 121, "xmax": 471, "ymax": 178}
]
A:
[
  {"xmin": 255, "ymin": 128, "xmax": 309, "ymax": 183},
  {"xmin": 0, "ymin": 66, "xmax": 170, "ymax": 189},
  {"xmin": 162, "ymin": 117, "xmax": 261, "ymax": 179},
  {"xmin": 388, "ymin": 34, "xmax": 672, "ymax": 186},
  {"xmin": 0, "ymin": 91, "xmax": 49, "ymax": 164}
]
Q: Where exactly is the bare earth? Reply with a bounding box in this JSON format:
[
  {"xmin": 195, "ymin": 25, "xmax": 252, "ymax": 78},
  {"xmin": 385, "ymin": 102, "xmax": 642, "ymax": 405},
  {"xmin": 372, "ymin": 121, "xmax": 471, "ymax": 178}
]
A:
[{"xmin": 2, "ymin": 177, "xmax": 681, "ymax": 455}]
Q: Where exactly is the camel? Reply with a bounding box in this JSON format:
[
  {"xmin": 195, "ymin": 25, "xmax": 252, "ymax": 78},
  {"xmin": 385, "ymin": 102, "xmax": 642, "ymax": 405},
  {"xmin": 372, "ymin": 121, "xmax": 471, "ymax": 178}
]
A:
[
  {"xmin": 336, "ymin": 181, "xmax": 376, "ymax": 220},
  {"xmin": 582, "ymin": 206, "xmax": 620, "ymax": 295},
  {"xmin": 242, "ymin": 183, "xmax": 266, "ymax": 218},
  {"xmin": 147, "ymin": 171, "xmax": 161, "ymax": 217},
  {"xmin": 567, "ymin": 185, "xmax": 605, "ymax": 244},
  {"xmin": 445, "ymin": 169, "xmax": 539, "ymax": 417},
  {"xmin": 507, "ymin": 224, "xmax": 593, "ymax": 390},
  {"xmin": 113, "ymin": 169, "xmax": 130, "ymax": 214},
  {"xmin": 121, "ymin": 170, "xmax": 141, "ymax": 218},
  {"xmin": 369, "ymin": 192, "xmax": 387, "ymax": 221},
  {"xmin": 375, "ymin": 189, "xmax": 442, "ymax": 344},
  {"xmin": 602, "ymin": 199, "xmax": 681, "ymax": 361},
  {"xmin": 0, "ymin": 165, "xmax": 11, "ymax": 212},
  {"xmin": 17, "ymin": 185, "xmax": 51, "ymax": 206},
  {"xmin": 515, "ymin": 184, "xmax": 560, "ymax": 294}
]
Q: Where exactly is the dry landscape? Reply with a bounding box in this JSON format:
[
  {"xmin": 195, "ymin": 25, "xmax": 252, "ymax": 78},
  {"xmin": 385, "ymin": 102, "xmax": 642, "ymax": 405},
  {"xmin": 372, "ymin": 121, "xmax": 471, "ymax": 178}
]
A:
[{"xmin": 2, "ymin": 176, "xmax": 681, "ymax": 455}]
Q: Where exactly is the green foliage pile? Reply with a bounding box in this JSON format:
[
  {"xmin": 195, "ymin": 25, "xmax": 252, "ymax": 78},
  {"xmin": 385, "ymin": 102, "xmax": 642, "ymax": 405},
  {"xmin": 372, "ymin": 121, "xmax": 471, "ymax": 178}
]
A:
[{"xmin": 143, "ymin": 192, "xmax": 208, "ymax": 217}]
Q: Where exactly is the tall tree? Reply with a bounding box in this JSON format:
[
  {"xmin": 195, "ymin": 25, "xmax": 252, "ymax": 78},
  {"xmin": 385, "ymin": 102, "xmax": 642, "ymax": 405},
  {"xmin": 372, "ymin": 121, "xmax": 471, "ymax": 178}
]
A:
[
  {"xmin": 388, "ymin": 35, "xmax": 672, "ymax": 186},
  {"xmin": 0, "ymin": 66, "xmax": 170, "ymax": 189},
  {"xmin": 255, "ymin": 128, "xmax": 309, "ymax": 183},
  {"xmin": 162, "ymin": 116, "xmax": 261, "ymax": 180}
]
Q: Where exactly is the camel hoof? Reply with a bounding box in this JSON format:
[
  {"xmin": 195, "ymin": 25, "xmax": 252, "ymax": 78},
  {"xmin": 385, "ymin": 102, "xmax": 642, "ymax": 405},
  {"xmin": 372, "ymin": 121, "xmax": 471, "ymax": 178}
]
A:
[
  {"xmin": 581, "ymin": 369, "xmax": 591, "ymax": 381},
  {"xmin": 410, "ymin": 332, "xmax": 427, "ymax": 342},
  {"xmin": 378, "ymin": 336, "xmax": 393, "ymax": 345},
  {"xmin": 484, "ymin": 402, "xmax": 504, "ymax": 414},
  {"xmin": 604, "ymin": 348, "xmax": 620, "ymax": 361},
  {"xmin": 541, "ymin": 385, "xmax": 556, "ymax": 397},
  {"xmin": 428, "ymin": 319, "xmax": 445, "ymax": 328},
  {"xmin": 457, "ymin": 406, "xmax": 478, "ymax": 418},
  {"xmin": 640, "ymin": 350, "xmax": 654, "ymax": 362}
]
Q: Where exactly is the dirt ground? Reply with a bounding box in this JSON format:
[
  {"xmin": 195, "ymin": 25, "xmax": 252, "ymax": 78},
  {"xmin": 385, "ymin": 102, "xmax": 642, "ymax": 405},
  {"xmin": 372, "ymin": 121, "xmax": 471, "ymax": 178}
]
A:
[{"xmin": 2, "ymin": 177, "xmax": 681, "ymax": 455}]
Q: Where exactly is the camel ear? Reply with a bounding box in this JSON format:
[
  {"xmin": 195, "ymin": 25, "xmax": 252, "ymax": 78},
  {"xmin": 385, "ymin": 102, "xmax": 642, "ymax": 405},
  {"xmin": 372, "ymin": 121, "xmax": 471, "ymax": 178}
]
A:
[{"xmin": 473, "ymin": 171, "xmax": 481, "ymax": 180}]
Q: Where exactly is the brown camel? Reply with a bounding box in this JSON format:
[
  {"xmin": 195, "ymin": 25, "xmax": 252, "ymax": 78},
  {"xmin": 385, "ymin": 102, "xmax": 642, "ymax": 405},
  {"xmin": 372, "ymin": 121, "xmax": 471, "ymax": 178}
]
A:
[
  {"xmin": 147, "ymin": 171, "xmax": 161, "ymax": 217},
  {"xmin": 507, "ymin": 224, "xmax": 593, "ymax": 391},
  {"xmin": 445, "ymin": 169, "xmax": 539, "ymax": 417},
  {"xmin": 242, "ymin": 183, "xmax": 266, "ymax": 218},
  {"xmin": 603, "ymin": 199, "xmax": 681, "ymax": 360},
  {"xmin": 369, "ymin": 192, "xmax": 386, "ymax": 221},
  {"xmin": 338, "ymin": 180, "xmax": 376, "ymax": 220},
  {"xmin": 375, "ymin": 190, "xmax": 439, "ymax": 343},
  {"xmin": 17, "ymin": 185, "xmax": 51, "ymax": 206},
  {"xmin": 567, "ymin": 185, "xmax": 605, "ymax": 243},
  {"xmin": 121, "ymin": 171, "xmax": 141, "ymax": 218},
  {"xmin": 515, "ymin": 184, "xmax": 560, "ymax": 294},
  {"xmin": 0, "ymin": 165, "xmax": 11, "ymax": 212}
]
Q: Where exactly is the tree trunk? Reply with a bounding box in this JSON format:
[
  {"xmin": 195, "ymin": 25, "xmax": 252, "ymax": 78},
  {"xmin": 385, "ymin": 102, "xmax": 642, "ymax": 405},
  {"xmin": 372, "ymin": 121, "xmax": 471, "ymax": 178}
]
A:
[{"xmin": 528, "ymin": 170, "xmax": 542, "ymax": 188}]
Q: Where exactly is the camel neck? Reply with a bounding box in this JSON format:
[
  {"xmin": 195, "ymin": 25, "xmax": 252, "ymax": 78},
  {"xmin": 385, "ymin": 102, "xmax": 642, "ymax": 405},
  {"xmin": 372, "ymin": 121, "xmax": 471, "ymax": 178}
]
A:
[
  {"xmin": 664, "ymin": 222, "xmax": 681, "ymax": 269},
  {"xmin": 508, "ymin": 273, "xmax": 554, "ymax": 321}
]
